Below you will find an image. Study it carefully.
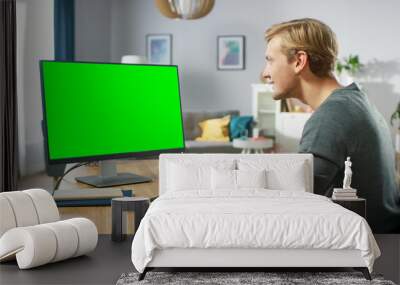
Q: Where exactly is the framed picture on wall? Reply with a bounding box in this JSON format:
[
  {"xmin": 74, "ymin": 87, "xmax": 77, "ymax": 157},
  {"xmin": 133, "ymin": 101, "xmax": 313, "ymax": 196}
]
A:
[
  {"xmin": 217, "ymin": 35, "xmax": 245, "ymax": 70},
  {"xmin": 146, "ymin": 34, "xmax": 172, "ymax": 65}
]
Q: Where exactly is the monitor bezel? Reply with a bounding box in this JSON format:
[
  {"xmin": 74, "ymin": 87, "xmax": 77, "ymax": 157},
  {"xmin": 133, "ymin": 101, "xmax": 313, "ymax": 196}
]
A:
[{"xmin": 39, "ymin": 60, "xmax": 186, "ymax": 165}]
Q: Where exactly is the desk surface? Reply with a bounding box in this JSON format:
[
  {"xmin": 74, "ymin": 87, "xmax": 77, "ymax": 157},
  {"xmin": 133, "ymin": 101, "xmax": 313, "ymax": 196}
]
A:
[
  {"xmin": 60, "ymin": 159, "xmax": 159, "ymax": 198},
  {"xmin": 17, "ymin": 159, "xmax": 160, "ymax": 234}
]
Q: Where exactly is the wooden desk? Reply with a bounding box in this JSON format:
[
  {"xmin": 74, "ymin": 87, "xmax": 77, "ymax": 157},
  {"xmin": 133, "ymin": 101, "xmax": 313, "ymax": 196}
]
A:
[{"xmin": 57, "ymin": 159, "xmax": 159, "ymax": 234}]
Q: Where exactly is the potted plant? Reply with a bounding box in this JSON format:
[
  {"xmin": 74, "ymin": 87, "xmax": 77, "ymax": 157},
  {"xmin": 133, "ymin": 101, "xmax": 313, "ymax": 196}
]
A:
[
  {"xmin": 335, "ymin": 54, "xmax": 363, "ymax": 85},
  {"xmin": 391, "ymin": 102, "xmax": 400, "ymax": 153}
]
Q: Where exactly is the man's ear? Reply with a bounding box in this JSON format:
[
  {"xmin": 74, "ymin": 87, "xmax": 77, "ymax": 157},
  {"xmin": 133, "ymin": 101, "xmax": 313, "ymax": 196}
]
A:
[{"xmin": 293, "ymin": 51, "xmax": 308, "ymax": 74}]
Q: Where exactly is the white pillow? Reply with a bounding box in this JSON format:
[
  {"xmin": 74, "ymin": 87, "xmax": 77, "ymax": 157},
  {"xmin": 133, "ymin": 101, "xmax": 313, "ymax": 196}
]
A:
[
  {"xmin": 167, "ymin": 160, "xmax": 235, "ymax": 191},
  {"xmin": 238, "ymin": 159, "xmax": 307, "ymax": 191},
  {"xmin": 211, "ymin": 168, "xmax": 236, "ymax": 190},
  {"xmin": 236, "ymin": 169, "xmax": 267, "ymax": 189},
  {"xmin": 267, "ymin": 164, "xmax": 306, "ymax": 191},
  {"xmin": 211, "ymin": 168, "xmax": 267, "ymax": 190}
]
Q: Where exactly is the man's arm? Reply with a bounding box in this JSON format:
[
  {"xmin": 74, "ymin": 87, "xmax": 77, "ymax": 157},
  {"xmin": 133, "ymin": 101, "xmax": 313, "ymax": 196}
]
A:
[{"xmin": 313, "ymin": 155, "xmax": 341, "ymax": 196}]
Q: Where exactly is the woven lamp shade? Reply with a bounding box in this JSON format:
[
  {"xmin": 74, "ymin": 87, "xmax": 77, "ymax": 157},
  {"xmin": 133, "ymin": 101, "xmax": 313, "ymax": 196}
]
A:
[{"xmin": 155, "ymin": 0, "xmax": 215, "ymax": 20}]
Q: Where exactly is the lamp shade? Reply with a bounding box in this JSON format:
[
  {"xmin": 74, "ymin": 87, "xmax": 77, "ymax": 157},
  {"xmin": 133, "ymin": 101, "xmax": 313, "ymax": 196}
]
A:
[
  {"xmin": 121, "ymin": 55, "xmax": 147, "ymax": 64},
  {"xmin": 155, "ymin": 0, "xmax": 215, "ymax": 20}
]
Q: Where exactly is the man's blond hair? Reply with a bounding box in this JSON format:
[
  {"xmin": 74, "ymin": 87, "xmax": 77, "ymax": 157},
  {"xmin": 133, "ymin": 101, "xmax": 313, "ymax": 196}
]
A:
[{"xmin": 265, "ymin": 18, "xmax": 338, "ymax": 77}]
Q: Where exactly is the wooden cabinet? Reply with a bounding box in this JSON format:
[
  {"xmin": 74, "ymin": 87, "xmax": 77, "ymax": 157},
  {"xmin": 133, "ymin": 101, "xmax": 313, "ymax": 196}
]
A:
[
  {"xmin": 252, "ymin": 84, "xmax": 312, "ymax": 152},
  {"xmin": 332, "ymin": 198, "xmax": 367, "ymax": 218},
  {"xmin": 251, "ymin": 84, "xmax": 276, "ymax": 137},
  {"xmin": 275, "ymin": 100, "xmax": 312, "ymax": 152}
]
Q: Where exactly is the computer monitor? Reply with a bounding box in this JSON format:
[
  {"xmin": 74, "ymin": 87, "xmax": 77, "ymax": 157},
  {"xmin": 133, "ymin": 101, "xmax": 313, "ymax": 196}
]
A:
[{"xmin": 40, "ymin": 60, "xmax": 185, "ymax": 187}]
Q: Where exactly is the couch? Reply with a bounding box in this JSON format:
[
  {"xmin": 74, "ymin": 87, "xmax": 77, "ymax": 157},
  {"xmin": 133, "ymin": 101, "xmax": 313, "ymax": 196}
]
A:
[{"xmin": 182, "ymin": 110, "xmax": 242, "ymax": 153}]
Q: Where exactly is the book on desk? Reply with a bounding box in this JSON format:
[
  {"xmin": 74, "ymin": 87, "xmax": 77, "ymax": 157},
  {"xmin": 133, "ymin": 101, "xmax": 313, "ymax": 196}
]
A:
[{"xmin": 53, "ymin": 188, "xmax": 133, "ymax": 207}]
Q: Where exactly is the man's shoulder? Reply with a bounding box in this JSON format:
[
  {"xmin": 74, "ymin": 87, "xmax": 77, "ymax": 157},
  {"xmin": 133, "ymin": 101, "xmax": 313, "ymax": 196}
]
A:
[
  {"xmin": 310, "ymin": 87, "xmax": 366, "ymax": 123},
  {"xmin": 299, "ymin": 87, "xmax": 362, "ymax": 164},
  {"xmin": 302, "ymin": 86, "xmax": 366, "ymax": 141},
  {"xmin": 323, "ymin": 89, "xmax": 362, "ymax": 110}
]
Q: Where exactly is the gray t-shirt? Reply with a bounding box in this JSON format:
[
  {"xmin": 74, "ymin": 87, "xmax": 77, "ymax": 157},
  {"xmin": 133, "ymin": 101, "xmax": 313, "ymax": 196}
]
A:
[{"xmin": 299, "ymin": 83, "xmax": 400, "ymax": 233}]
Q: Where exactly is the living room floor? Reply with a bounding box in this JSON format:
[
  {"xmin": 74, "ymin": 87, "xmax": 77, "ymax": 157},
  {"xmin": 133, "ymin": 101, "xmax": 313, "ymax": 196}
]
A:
[
  {"xmin": 1, "ymin": 234, "xmax": 400, "ymax": 285},
  {"xmin": 0, "ymin": 235, "xmax": 134, "ymax": 285}
]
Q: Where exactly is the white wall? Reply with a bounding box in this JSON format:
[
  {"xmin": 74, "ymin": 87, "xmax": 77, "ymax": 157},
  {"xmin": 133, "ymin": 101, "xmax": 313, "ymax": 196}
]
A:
[
  {"xmin": 110, "ymin": 0, "xmax": 265, "ymax": 114},
  {"xmin": 107, "ymin": 0, "xmax": 400, "ymax": 132},
  {"xmin": 75, "ymin": 0, "xmax": 111, "ymax": 61},
  {"xmin": 16, "ymin": 0, "xmax": 54, "ymax": 176},
  {"xmin": 17, "ymin": 0, "xmax": 400, "ymax": 175}
]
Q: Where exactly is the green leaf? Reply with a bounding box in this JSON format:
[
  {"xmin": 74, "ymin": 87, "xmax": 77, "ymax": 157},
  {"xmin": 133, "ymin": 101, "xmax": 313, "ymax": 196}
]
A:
[{"xmin": 390, "ymin": 102, "xmax": 400, "ymax": 126}]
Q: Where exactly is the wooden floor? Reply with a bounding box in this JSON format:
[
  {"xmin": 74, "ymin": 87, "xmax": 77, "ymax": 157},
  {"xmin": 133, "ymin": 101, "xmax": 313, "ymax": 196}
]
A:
[{"xmin": 17, "ymin": 159, "xmax": 159, "ymax": 234}]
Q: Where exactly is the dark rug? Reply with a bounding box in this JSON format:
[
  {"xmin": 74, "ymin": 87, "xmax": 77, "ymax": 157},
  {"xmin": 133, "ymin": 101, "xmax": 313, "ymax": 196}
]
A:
[{"xmin": 116, "ymin": 271, "xmax": 396, "ymax": 285}]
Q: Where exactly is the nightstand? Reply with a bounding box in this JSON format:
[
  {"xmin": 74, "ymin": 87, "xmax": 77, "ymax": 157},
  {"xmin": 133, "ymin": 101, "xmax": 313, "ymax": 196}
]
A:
[{"xmin": 331, "ymin": 198, "xmax": 366, "ymax": 218}]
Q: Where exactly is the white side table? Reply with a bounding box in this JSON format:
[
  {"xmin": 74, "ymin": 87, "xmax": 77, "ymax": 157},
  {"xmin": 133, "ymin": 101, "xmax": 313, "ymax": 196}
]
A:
[
  {"xmin": 232, "ymin": 138, "xmax": 274, "ymax": 154},
  {"xmin": 111, "ymin": 197, "xmax": 150, "ymax": 242}
]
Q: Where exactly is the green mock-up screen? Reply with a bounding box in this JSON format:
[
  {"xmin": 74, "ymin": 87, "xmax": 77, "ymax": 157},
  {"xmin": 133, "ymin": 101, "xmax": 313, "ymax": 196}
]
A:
[{"xmin": 41, "ymin": 61, "xmax": 185, "ymax": 162}]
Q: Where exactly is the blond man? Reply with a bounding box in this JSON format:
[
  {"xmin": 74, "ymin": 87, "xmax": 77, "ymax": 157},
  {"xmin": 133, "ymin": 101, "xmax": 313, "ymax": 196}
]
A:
[{"xmin": 262, "ymin": 18, "xmax": 400, "ymax": 233}]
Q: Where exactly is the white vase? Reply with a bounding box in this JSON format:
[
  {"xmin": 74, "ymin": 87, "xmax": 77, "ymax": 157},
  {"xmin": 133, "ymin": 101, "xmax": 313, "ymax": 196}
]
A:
[
  {"xmin": 395, "ymin": 132, "xmax": 400, "ymax": 153},
  {"xmin": 253, "ymin": 128, "xmax": 259, "ymax": 138}
]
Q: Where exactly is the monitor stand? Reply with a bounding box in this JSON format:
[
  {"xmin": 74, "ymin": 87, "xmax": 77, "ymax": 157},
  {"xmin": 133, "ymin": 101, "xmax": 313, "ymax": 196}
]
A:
[{"xmin": 75, "ymin": 160, "xmax": 152, "ymax": 187}]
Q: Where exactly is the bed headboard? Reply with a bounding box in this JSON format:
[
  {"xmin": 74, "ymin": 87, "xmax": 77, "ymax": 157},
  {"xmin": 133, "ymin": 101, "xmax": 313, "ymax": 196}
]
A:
[{"xmin": 159, "ymin": 153, "xmax": 314, "ymax": 195}]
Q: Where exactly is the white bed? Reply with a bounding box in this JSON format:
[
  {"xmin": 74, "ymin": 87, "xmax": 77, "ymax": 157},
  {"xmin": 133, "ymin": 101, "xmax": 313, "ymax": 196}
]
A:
[{"xmin": 131, "ymin": 154, "xmax": 380, "ymax": 280}]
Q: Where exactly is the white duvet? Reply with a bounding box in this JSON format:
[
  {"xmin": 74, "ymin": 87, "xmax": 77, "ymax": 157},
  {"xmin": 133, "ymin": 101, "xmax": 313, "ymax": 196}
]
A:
[{"xmin": 131, "ymin": 190, "xmax": 380, "ymax": 273}]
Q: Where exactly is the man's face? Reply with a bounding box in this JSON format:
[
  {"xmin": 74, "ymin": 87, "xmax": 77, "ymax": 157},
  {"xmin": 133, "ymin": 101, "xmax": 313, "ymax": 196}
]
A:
[{"xmin": 262, "ymin": 36, "xmax": 299, "ymax": 100}]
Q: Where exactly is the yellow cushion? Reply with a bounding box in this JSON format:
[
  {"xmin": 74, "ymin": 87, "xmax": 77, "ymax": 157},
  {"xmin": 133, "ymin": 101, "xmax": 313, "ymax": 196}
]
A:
[{"xmin": 195, "ymin": 115, "xmax": 230, "ymax": 142}]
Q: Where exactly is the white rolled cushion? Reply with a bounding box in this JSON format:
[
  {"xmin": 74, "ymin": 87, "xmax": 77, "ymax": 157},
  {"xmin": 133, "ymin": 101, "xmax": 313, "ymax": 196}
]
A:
[
  {"xmin": 64, "ymin": 218, "xmax": 98, "ymax": 257},
  {"xmin": 238, "ymin": 160, "xmax": 307, "ymax": 191},
  {"xmin": 42, "ymin": 221, "xmax": 79, "ymax": 262},
  {"xmin": 211, "ymin": 168, "xmax": 236, "ymax": 190},
  {"xmin": 1, "ymin": 191, "xmax": 39, "ymax": 227},
  {"xmin": 0, "ymin": 226, "xmax": 57, "ymax": 269},
  {"xmin": 167, "ymin": 160, "xmax": 235, "ymax": 191},
  {"xmin": 0, "ymin": 189, "xmax": 98, "ymax": 269},
  {"xmin": 23, "ymin": 189, "xmax": 59, "ymax": 223},
  {"xmin": 0, "ymin": 196, "xmax": 17, "ymax": 237},
  {"xmin": 0, "ymin": 218, "xmax": 97, "ymax": 269},
  {"xmin": 236, "ymin": 169, "xmax": 267, "ymax": 189}
]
